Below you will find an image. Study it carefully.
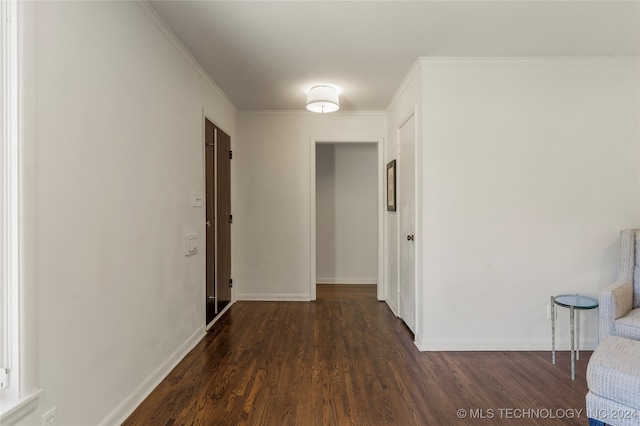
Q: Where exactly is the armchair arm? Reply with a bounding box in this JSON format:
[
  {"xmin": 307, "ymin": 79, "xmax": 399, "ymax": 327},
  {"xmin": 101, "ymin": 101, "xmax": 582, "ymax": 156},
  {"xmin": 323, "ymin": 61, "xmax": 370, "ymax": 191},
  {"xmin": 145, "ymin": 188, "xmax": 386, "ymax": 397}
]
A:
[{"xmin": 599, "ymin": 280, "xmax": 633, "ymax": 341}]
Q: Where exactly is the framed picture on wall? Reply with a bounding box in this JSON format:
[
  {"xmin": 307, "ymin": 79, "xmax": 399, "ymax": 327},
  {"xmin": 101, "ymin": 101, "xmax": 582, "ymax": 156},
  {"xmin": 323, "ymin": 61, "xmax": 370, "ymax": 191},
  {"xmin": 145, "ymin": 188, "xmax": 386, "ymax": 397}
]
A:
[{"xmin": 387, "ymin": 160, "xmax": 396, "ymax": 211}]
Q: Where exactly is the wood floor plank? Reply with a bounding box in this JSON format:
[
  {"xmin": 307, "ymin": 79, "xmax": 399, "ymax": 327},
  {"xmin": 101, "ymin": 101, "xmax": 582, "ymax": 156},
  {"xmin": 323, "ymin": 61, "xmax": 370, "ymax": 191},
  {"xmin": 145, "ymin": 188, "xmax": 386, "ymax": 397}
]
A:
[{"xmin": 124, "ymin": 285, "xmax": 592, "ymax": 425}]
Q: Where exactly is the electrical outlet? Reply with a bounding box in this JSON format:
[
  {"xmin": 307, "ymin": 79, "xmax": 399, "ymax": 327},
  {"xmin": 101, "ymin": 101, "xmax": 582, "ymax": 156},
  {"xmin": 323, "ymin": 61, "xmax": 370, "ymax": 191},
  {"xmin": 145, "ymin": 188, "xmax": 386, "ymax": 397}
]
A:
[{"xmin": 42, "ymin": 407, "xmax": 56, "ymax": 426}]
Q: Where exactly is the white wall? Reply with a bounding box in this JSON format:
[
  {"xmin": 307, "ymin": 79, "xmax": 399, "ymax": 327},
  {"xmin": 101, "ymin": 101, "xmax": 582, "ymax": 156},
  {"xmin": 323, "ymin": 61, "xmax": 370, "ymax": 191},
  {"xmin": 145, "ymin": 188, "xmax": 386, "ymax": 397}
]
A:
[
  {"xmin": 316, "ymin": 143, "xmax": 378, "ymax": 284},
  {"xmin": 19, "ymin": 2, "xmax": 236, "ymax": 425},
  {"xmin": 416, "ymin": 58, "xmax": 639, "ymax": 350},
  {"xmin": 235, "ymin": 112, "xmax": 386, "ymax": 300}
]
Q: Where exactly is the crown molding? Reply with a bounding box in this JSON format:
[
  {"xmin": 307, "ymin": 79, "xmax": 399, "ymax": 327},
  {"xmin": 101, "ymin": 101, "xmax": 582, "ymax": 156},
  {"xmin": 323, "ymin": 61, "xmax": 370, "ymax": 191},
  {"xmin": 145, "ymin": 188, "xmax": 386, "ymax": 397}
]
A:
[
  {"xmin": 136, "ymin": 0, "xmax": 237, "ymax": 114},
  {"xmin": 418, "ymin": 56, "xmax": 640, "ymax": 67},
  {"xmin": 385, "ymin": 57, "xmax": 423, "ymax": 113},
  {"xmin": 386, "ymin": 56, "xmax": 638, "ymax": 112},
  {"xmin": 237, "ymin": 110, "xmax": 386, "ymax": 117}
]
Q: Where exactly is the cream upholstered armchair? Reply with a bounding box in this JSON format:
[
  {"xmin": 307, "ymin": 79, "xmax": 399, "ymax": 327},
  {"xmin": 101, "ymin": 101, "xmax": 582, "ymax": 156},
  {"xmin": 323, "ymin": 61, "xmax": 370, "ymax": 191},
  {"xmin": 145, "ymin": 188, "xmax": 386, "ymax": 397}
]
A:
[{"xmin": 599, "ymin": 229, "xmax": 640, "ymax": 341}]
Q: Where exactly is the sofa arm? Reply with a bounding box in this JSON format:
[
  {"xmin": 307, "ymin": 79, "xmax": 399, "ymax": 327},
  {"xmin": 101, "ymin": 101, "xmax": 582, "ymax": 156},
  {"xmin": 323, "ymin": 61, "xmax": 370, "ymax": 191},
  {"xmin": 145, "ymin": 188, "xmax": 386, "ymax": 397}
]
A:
[{"xmin": 599, "ymin": 280, "xmax": 633, "ymax": 341}]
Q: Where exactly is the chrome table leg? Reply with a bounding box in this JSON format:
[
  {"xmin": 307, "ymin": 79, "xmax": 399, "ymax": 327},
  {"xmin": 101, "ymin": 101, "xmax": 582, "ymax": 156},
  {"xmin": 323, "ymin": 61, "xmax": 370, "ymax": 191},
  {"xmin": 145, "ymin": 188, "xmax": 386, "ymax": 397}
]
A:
[{"xmin": 570, "ymin": 306, "xmax": 575, "ymax": 381}]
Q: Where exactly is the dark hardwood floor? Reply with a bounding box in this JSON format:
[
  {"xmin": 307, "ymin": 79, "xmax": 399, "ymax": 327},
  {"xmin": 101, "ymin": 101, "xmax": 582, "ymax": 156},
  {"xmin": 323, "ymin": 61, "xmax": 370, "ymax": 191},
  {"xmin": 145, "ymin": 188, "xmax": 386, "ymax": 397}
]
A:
[{"xmin": 124, "ymin": 284, "xmax": 592, "ymax": 425}]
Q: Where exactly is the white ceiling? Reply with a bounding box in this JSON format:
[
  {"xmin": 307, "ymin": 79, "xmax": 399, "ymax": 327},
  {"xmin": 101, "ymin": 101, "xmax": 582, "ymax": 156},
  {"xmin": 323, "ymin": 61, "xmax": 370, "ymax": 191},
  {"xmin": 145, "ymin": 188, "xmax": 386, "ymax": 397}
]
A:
[{"xmin": 149, "ymin": 1, "xmax": 640, "ymax": 112}]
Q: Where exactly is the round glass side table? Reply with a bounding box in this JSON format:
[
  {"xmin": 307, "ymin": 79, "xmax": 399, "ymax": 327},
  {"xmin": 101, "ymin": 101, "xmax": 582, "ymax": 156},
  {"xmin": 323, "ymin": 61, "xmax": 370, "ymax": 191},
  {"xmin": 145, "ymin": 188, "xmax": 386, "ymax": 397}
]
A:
[{"xmin": 551, "ymin": 294, "xmax": 598, "ymax": 380}]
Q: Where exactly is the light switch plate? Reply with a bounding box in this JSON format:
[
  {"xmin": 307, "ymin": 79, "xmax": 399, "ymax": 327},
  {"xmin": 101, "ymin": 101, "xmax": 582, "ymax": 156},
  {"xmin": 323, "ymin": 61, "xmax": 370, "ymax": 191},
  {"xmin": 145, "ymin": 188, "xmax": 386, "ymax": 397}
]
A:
[
  {"xmin": 185, "ymin": 235, "xmax": 198, "ymax": 256},
  {"xmin": 191, "ymin": 191, "xmax": 203, "ymax": 207}
]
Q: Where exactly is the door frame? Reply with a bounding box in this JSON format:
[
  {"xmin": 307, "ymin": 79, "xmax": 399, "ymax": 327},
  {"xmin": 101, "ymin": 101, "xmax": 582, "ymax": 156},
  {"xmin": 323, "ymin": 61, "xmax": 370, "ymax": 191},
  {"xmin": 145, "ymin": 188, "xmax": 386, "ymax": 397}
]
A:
[{"xmin": 309, "ymin": 137, "xmax": 385, "ymax": 301}]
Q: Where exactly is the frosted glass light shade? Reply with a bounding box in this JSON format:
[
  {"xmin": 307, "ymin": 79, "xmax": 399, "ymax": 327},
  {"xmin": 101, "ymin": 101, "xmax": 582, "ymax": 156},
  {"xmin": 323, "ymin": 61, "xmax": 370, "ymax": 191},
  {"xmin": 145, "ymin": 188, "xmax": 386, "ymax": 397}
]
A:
[{"xmin": 306, "ymin": 85, "xmax": 339, "ymax": 113}]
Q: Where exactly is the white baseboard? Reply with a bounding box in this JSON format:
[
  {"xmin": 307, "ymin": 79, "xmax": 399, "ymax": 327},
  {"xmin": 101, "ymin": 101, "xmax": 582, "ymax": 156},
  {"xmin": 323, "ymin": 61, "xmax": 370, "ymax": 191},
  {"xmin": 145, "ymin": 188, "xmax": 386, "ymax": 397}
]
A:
[
  {"xmin": 413, "ymin": 337, "xmax": 599, "ymax": 352},
  {"xmin": 385, "ymin": 299, "xmax": 399, "ymax": 317},
  {"xmin": 235, "ymin": 293, "xmax": 311, "ymax": 301},
  {"xmin": 206, "ymin": 301, "xmax": 233, "ymax": 331},
  {"xmin": 99, "ymin": 326, "xmax": 206, "ymax": 426},
  {"xmin": 316, "ymin": 278, "xmax": 377, "ymax": 285}
]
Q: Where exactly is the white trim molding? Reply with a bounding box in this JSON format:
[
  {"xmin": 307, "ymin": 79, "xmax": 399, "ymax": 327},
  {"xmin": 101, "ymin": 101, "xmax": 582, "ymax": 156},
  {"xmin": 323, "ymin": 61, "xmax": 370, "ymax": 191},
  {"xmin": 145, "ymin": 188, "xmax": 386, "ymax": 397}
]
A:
[
  {"xmin": 316, "ymin": 279, "xmax": 378, "ymax": 285},
  {"xmin": 235, "ymin": 293, "xmax": 312, "ymax": 302},
  {"xmin": 417, "ymin": 56, "xmax": 639, "ymax": 68},
  {"xmin": 385, "ymin": 58, "xmax": 422, "ymax": 113},
  {"xmin": 136, "ymin": 1, "xmax": 237, "ymax": 114},
  {"xmin": 206, "ymin": 301, "xmax": 233, "ymax": 331},
  {"xmin": 237, "ymin": 110, "xmax": 387, "ymax": 117},
  {"xmin": 0, "ymin": 2, "xmax": 42, "ymax": 423},
  {"xmin": 0, "ymin": 389, "xmax": 42, "ymax": 426},
  {"xmin": 417, "ymin": 338, "xmax": 599, "ymax": 352},
  {"xmin": 99, "ymin": 326, "xmax": 206, "ymax": 426}
]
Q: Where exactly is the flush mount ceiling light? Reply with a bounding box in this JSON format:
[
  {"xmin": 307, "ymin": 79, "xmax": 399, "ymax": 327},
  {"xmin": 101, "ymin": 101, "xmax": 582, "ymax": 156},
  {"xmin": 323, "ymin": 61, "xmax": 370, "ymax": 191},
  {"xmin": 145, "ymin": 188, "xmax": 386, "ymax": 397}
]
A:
[{"xmin": 306, "ymin": 85, "xmax": 339, "ymax": 113}]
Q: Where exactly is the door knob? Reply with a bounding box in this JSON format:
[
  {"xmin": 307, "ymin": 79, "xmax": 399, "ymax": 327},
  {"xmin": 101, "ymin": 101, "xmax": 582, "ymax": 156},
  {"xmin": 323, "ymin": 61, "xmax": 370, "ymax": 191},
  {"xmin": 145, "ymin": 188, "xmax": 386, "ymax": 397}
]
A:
[
  {"xmin": 407, "ymin": 234, "xmax": 414, "ymax": 241},
  {"xmin": 206, "ymin": 220, "xmax": 211, "ymax": 228}
]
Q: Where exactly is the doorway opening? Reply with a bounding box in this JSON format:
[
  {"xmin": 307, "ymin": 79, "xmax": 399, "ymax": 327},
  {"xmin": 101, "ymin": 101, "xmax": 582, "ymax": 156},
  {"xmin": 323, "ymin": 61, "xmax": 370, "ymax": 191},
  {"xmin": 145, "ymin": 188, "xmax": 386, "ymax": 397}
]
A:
[{"xmin": 310, "ymin": 139, "xmax": 385, "ymax": 301}]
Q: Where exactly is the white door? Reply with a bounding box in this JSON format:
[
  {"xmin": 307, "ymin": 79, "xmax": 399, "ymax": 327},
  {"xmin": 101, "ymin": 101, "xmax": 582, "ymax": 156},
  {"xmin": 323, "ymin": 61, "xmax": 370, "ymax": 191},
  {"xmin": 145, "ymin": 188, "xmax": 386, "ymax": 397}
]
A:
[{"xmin": 398, "ymin": 115, "xmax": 416, "ymax": 333}]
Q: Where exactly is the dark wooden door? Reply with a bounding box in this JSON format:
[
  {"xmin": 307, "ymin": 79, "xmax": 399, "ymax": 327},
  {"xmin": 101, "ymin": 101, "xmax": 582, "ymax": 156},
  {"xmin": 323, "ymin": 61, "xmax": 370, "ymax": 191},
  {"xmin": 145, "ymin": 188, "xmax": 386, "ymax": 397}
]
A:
[
  {"xmin": 205, "ymin": 119, "xmax": 216, "ymax": 324},
  {"xmin": 215, "ymin": 127, "xmax": 232, "ymax": 313},
  {"xmin": 205, "ymin": 119, "xmax": 232, "ymax": 325}
]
